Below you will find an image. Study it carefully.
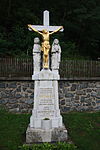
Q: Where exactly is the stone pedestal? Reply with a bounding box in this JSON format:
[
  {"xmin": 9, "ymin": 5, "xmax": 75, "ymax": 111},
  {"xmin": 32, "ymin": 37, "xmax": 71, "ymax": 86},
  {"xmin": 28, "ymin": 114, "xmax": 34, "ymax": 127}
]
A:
[
  {"xmin": 26, "ymin": 125, "xmax": 68, "ymax": 143},
  {"xmin": 26, "ymin": 69, "xmax": 68, "ymax": 143}
]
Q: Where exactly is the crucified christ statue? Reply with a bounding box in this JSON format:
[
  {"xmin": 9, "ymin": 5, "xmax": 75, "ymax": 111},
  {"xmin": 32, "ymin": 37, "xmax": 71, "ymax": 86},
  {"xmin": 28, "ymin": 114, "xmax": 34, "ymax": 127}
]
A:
[{"xmin": 28, "ymin": 24, "xmax": 63, "ymax": 69}]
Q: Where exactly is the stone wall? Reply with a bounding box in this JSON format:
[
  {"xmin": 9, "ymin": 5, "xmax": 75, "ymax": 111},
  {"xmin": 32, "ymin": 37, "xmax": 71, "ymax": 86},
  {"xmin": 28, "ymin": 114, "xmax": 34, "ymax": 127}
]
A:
[
  {"xmin": 0, "ymin": 81, "xmax": 100, "ymax": 113},
  {"xmin": 59, "ymin": 81, "xmax": 100, "ymax": 112}
]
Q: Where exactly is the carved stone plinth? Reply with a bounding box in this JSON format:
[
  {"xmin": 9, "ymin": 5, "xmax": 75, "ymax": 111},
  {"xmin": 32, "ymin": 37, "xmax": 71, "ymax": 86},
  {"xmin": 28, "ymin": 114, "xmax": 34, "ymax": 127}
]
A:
[
  {"xmin": 26, "ymin": 69, "xmax": 68, "ymax": 143},
  {"xmin": 26, "ymin": 125, "xmax": 68, "ymax": 143}
]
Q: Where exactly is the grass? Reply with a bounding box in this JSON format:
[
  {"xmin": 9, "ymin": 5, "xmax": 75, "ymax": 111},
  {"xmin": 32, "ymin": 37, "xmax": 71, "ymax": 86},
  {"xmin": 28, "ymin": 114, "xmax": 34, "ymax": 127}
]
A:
[
  {"xmin": 0, "ymin": 108, "xmax": 30, "ymax": 150},
  {"xmin": 63, "ymin": 112, "xmax": 100, "ymax": 150},
  {"xmin": 0, "ymin": 108, "xmax": 100, "ymax": 150}
]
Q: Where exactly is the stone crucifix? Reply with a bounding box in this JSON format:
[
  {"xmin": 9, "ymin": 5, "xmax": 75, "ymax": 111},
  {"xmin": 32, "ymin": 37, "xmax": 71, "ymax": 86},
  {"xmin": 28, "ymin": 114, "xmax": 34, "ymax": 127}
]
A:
[{"xmin": 28, "ymin": 10, "xmax": 64, "ymax": 69}]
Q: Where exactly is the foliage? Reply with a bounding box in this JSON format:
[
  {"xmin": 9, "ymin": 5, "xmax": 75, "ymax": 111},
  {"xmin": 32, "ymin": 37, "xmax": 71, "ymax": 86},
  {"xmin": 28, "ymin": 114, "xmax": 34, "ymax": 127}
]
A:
[
  {"xmin": 0, "ymin": 0, "xmax": 100, "ymax": 59},
  {"xmin": 19, "ymin": 142, "xmax": 77, "ymax": 150}
]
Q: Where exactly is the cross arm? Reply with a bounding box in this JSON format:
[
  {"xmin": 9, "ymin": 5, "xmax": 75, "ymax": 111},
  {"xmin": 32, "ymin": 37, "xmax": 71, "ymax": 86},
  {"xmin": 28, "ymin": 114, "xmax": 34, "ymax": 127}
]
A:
[
  {"xmin": 28, "ymin": 25, "xmax": 42, "ymax": 35},
  {"xmin": 49, "ymin": 26, "xmax": 64, "ymax": 35},
  {"xmin": 28, "ymin": 25, "xmax": 64, "ymax": 32}
]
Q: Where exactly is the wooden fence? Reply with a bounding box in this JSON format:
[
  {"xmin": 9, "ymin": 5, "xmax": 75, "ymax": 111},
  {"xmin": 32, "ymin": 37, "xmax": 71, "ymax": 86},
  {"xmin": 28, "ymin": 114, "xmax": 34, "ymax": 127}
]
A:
[
  {"xmin": 0, "ymin": 58, "xmax": 33, "ymax": 78},
  {"xmin": 0, "ymin": 58, "xmax": 100, "ymax": 79},
  {"xmin": 60, "ymin": 60, "xmax": 100, "ymax": 79}
]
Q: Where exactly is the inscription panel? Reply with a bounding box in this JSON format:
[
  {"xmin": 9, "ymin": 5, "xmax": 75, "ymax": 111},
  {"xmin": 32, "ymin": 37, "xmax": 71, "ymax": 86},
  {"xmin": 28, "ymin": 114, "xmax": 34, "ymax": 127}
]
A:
[{"xmin": 37, "ymin": 88, "xmax": 55, "ymax": 117}]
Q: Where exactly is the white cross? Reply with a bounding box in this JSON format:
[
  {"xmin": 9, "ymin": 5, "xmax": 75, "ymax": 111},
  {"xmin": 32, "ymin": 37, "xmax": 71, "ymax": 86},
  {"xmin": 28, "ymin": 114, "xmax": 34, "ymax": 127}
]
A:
[{"xmin": 29, "ymin": 10, "xmax": 63, "ymax": 32}]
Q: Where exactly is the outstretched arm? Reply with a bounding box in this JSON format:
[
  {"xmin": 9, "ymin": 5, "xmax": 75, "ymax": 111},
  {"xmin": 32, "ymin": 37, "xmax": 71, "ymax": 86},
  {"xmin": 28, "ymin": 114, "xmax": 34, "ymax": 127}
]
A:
[
  {"xmin": 49, "ymin": 26, "xmax": 63, "ymax": 35},
  {"xmin": 28, "ymin": 24, "xmax": 42, "ymax": 35}
]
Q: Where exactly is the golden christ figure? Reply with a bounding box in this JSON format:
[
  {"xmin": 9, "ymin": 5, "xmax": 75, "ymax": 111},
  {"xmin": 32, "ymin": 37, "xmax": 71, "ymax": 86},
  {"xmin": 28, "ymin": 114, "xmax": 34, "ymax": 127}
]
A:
[{"xmin": 28, "ymin": 24, "xmax": 63, "ymax": 68}]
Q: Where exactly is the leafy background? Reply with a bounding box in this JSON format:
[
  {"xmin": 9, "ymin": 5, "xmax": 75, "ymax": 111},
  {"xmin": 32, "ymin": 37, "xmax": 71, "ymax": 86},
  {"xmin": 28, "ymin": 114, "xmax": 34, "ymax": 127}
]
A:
[{"xmin": 0, "ymin": 0, "xmax": 100, "ymax": 59}]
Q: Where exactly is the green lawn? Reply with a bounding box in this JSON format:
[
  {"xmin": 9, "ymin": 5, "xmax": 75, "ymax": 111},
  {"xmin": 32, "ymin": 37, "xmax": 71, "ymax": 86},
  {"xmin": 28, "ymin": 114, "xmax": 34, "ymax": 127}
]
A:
[
  {"xmin": 63, "ymin": 112, "xmax": 100, "ymax": 150},
  {"xmin": 0, "ymin": 108, "xmax": 100, "ymax": 150},
  {"xmin": 0, "ymin": 108, "xmax": 30, "ymax": 150}
]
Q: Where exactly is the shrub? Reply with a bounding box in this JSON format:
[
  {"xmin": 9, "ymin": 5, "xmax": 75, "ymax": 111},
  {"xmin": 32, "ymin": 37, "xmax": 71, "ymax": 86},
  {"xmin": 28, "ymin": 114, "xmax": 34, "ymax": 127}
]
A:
[{"xmin": 19, "ymin": 142, "xmax": 78, "ymax": 150}]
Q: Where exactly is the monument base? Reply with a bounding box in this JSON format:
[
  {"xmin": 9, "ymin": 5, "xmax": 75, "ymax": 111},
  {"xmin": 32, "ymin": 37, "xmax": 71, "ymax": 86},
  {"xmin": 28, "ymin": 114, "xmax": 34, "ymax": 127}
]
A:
[
  {"xmin": 26, "ymin": 69, "xmax": 68, "ymax": 143},
  {"xmin": 26, "ymin": 125, "xmax": 68, "ymax": 143}
]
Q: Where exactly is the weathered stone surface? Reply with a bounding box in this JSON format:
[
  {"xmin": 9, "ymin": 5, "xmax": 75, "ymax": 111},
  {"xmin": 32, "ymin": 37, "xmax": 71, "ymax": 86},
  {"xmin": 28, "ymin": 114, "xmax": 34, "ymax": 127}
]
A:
[
  {"xmin": 1, "ymin": 93, "xmax": 9, "ymax": 98},
  {"xmin": 15, "ymin": 94, "xmax": 22, "ymax": 98},
  {"xmin": 0, "ymin": 81, "xmax": 100, "ymax": 112},
  {"xmin": 16, "ymin": 86, "xmax": 21, "ymax": 92},
  {"xmin": 88, "ymin": 82, "xmax": 96, "ymax": 88},
  {"xmin": 51, "ymin": 126, "xmax": 68, "ymax": 142},
  {"xmin": 9, "ymin": 108, "xmax": 19, "ymax": 112},
  {"xmin": 86, "ymin": 94, "xmax": 90, "ymax": 98},
  {"xmin": 19, "ymin": 104, "xmax": 28, "ymax": 109},
  {"xmin": 96, "ymin": 84, "xmax": 100, "ymax": 88},
  {"xmin": 23, "ymin": 87, "xmax": 27, "ymax": 91},
  {"xmin": 85, "ymin": 103, "xmax": 91, "ymax": 106},
  {"xmin": 60, "ymin": 100, "xmax": 65, "ymax": 105},
  {"xmin": 30, "ymin": 94, "xmax": 34, "ymax": 98},
  {"xmin": 76, "ymin": 90, "xmax": 85, "ymax": 95},
  {"xmin": 87, "ymin": 89, "xmax": 92, "ymax": 92},
  {"xmin": 61, "ymin": 106, "xmax": 70, "ymax": 112},
  {"xmin": 91, "ymin": 92, "xmax": 97, "ymax": 97},
  {"xmin": 65, "ymin": 93, "xmax": 74, "ymax": 98},
  {"xmin": 77, "ymin": 83, "xmax": 88, "ymax": 90},
  {"xmin": 27, "ymin": 90, "xmax": 33, "ymax": 93},
  {"xmin": 28, "ymin": 109, "xmax": 32, "ymax": 113},
  {"xmin": 66, "ymin": 101, "xmax": 72, "ymax": 106},
  {"xmin": 96, "ymin": 95, "xmax": 100, "ymax": 99},
  {"xmin": 25, "ymin": 99, "xmax": 33, "ymax": 104},
  {"xmin": 94, "ymin": 106, "xmax": 100, "ymax": 110},
  {"xmin": 6, "ymin": 103, "xmax": 18, "ymax": 108},
  {"xmin": 92, "ymin": 101, "xmax": 96, "ymax": 106},
  {"xmin": 97, "ymin": 90, "xmax": 100, "ymax": 96},
  {"xmin": 30, "ymin": 83, "xmax": 34, "ymax": 89},
  {"xmin": 25, "ymin": 94, "xmax": 28, "ymax": 98},
  {"xmin": 59, "ymin": 93, "xmax": 64, "ymax": 99},
  {"xmin": 8, "ymin": 83, "xmax": 17, "ymax": 88},
  {"xmin": 71, "ymin": 84, "xmax": 77, "ymax": 91},
  {"xmin": 80, "ymin": 97, "xmax": 85, "ymax": 102},
  {"xmin": 75, "ymin": 95, "xmax": 79, "ymax": 100},
  {"xmin": 26, "ymin": 127, "xmax": 42, "ymax": 143},
  {"xmin": 0, "ymin": 99, "xmax": 8, "ymax": 104},
  {"xmin": 65, "ymin": 98, "xmax": 71, "ymax": 102},
  {"xmin": 20, "ymin": 109, "xmax": 28, "ymax": 113},
  {"xmin": 8, "ymin": 99, "xmax": 17, "ymax": 103},
  {"xmin": 96, "ymin": 100, "xmax": 100, "ymax": 103},
  {"xmin": 26, "ymin": 126, "xmax": 68, "ymax": 143},
  {"xmin": 0, "ymin": 83, "xmax": 6, "ymax": 88}
]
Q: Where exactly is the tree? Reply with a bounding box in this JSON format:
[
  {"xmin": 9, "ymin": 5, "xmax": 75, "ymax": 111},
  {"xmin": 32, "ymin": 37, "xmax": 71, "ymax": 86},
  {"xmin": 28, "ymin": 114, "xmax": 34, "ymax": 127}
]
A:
[{"xmin": 0, "ymin": 0, "xmax": 100, "ymax": 59}]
